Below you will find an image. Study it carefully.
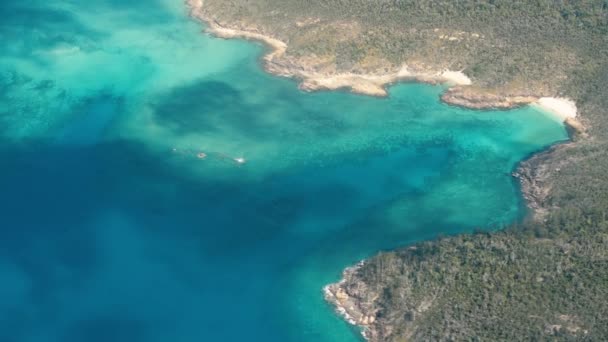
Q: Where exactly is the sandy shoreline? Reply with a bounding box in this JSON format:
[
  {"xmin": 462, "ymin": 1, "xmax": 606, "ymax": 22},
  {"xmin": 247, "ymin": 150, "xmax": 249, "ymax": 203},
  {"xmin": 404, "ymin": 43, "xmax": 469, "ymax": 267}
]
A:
[
  {"xmin": 187, "ymin": 0, "xmax": 470, "ymax": 95},
  {"xmin": 534, "ymin": 97, "xmax": 577, "ymax": 120},
  {"xmin": 532, "ymin": 98, "xmax": 585, "ymax": 133},
  {"xmin": 187, "ymin": 0, "xmax": 583, "ymax": 132}
]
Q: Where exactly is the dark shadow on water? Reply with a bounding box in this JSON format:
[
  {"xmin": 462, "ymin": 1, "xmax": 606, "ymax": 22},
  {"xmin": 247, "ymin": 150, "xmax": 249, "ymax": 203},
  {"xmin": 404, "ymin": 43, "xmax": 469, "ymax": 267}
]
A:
[
  {"xmin": 0, "ymin": 118, "xmax": 547, "ymax": 342},
  {"xmin": 63, "ymin": 316, "xmax": 148, "ymax": 342},
  {"xmin": 0, "ymin": 3, "xmax": 106, "ymax": 53},
  {"xmin": 1, "ymin": 132, "xmax": 414, "ymax": 341},
  {"xmin": 151, "ymin": 77, "xmax": 353, "ymax": 140},
  {"xmin": 0, "ymin": 91, "xmax": 555, "ymax": 342},
  {"xmin": 0, "ymin": 135, "xmax": 278, "ymax": 341},
  {"xmin": 152, "ymin": 80, "xmax": 267, "ymax": 136}
]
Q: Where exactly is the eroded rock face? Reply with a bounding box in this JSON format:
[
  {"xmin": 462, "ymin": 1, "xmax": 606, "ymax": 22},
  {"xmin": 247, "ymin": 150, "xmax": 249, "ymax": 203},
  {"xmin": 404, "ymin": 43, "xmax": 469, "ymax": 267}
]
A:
[
  {"xmin": 324, "ymin": 260, "xmax": 420, "ymax": 342},
  {"xmin": 324, "ymin": 263, "xmax": 383, "ymax": 341}
]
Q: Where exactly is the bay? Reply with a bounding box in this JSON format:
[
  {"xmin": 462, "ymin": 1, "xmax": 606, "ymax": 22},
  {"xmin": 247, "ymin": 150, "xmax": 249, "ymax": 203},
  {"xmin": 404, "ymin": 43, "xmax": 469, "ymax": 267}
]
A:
[{"xmin": 0, "ymin": 0, "xmax": 568, "ymax": 341}]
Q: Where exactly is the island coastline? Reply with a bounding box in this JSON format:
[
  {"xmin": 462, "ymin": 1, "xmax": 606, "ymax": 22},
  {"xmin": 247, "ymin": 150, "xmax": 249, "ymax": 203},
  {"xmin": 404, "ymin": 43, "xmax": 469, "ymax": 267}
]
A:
[
  {"xmin": 186, "ymin": 1, "xmax": 591, "ymax": 340},
  {"xmin": 186, "ymin": 0, "xmax": 583, "ymax": 131}
]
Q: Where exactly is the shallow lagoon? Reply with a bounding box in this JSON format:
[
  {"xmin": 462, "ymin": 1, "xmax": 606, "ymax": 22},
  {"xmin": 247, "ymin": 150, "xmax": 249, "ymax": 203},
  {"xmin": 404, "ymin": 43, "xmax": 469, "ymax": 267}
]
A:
[{"xmin": 0, "ymin": 0, "xmax": 568, "ymax": 341}]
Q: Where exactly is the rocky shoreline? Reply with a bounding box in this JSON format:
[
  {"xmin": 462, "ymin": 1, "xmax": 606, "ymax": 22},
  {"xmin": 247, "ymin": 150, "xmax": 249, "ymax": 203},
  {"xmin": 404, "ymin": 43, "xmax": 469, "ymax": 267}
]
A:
[
  {"xmin": 323, "ymin": 262, "xmax": 380, "ymax": 341},
  {"xmin": 441, "ymin": 86, "xmax": 538, "ymax": 110},
  {"xmin": 324, "ymin": 131, "xmax": 587, "ymax": 340},
  {"xmin": 187, "ymin": 0, "xmax": 584, "ymax": 136},
  {"xmin": 323, "ymin": 143, "xmax": 574, "ymax": 341},
  {"xmin": 512, "ymin": 141, "xmax": 580, "ymax": 221},
  {"xmin": 188, "ymin": 0, "xmax": 472, "ymax": 95}
]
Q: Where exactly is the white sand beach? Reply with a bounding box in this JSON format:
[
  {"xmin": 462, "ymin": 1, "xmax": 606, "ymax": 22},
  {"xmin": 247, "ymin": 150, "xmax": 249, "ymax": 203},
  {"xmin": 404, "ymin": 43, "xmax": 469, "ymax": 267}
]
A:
[{"xmin": 534, "ymin": 97, "xmax": 578, "ymax": 122}]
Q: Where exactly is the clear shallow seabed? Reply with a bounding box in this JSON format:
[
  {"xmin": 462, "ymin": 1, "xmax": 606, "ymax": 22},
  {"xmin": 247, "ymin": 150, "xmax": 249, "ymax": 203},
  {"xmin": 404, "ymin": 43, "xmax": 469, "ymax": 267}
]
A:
[{"xmin": 0, "ymin": 0, "xmax": 568, "ymax": 341}]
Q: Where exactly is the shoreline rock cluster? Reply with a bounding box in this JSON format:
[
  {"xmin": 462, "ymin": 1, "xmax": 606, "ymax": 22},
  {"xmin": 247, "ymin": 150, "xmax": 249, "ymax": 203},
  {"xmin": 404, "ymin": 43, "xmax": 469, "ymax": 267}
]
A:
[{"xmin": 323, "ymin": 262, "xmax": 380, "ymax": 341}]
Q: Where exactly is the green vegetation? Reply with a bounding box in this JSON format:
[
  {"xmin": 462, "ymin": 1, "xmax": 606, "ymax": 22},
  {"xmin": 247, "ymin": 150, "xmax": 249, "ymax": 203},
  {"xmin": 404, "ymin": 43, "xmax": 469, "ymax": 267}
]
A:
[
  {"xmin": 201, "ymin": 0, "xmax": 608, "ymax": 340},
  {"xmin": 346, "ymin": 208, "xmax": 608, "ymax": 340},
  {"xmin": 204, "ymin": 0, "xmax": 608, "ymax": 96}
]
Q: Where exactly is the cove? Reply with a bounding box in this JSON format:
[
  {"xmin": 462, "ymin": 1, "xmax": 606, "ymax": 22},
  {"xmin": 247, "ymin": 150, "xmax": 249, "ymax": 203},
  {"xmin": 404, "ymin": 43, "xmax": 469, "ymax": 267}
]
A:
[{"xmin": 0, "ymin": 0, "xmax": 568, "ymax": 341}]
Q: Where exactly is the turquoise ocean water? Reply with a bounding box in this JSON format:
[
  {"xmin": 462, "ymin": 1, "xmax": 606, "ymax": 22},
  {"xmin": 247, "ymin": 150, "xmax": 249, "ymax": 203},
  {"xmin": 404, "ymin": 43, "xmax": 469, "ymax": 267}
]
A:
[{"xmin": 0, "ymin": 0, "xmax": 568, "ymax": 341}]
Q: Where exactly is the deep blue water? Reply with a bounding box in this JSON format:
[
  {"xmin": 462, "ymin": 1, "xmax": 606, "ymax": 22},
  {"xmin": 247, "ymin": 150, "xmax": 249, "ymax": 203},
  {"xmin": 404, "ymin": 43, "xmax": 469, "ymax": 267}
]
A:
[{"xmin": 0, "ymin": 0, "xmax": 568, "ymax": 341}]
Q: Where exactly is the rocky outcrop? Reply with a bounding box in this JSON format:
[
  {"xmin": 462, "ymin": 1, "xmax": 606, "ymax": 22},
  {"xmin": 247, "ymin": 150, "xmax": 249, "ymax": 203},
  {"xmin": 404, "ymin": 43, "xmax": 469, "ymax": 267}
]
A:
[
  {"xmin": 324, "ymin": 262, "xmax": 383, "ymax": 341},
  {"xmin": 441, "ymin": 86, "xmax": 538, "ymax": 110}
]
